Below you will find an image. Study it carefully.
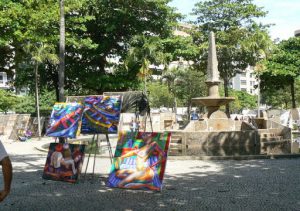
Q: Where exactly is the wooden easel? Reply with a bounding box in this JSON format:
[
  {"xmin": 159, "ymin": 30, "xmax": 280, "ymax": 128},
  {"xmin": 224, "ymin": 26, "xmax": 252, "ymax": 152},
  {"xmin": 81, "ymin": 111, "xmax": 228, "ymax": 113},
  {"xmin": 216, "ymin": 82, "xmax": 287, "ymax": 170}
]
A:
[{"xmin": 82, "ymin": 132, "xmax": 113, "ymax": 181}]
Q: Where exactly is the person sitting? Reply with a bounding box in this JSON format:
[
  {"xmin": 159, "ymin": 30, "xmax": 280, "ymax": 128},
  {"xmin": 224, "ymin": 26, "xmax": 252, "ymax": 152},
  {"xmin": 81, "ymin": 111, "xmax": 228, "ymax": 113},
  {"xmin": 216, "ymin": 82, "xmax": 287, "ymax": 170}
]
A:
[
  {"xmin": 0, "ymin": 141, "xmax": 12, "ymax": 202},
  {"xmin": 191, "ymin": 111, "xmax": 199, "ymax": 120},
  {"xmin": 18, "ymin": 129, "xmax": 32, "ymax": 142}
]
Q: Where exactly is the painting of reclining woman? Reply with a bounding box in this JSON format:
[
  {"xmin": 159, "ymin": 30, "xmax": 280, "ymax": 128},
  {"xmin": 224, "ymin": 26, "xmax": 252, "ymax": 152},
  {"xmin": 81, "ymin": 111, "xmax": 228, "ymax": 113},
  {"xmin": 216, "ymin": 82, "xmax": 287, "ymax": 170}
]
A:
[
  {"xmin": 43, "ymin": 143, "xmax": 85, "ymax": 183},
  {"xmin": 107, "ymin": 131, "xmax": 171, "ymax": 191},
  {"xmin": 81, "ymin": 95, "xmax": 122, "ymax": 134},
  {"xmin": 45, "ymin": 103, "xmax": 84, "ymax": 138}
]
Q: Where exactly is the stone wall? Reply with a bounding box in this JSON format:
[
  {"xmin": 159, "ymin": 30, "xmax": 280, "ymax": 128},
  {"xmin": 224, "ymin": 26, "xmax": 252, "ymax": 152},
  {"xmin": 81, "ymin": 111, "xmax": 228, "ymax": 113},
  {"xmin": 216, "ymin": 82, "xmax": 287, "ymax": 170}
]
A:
[
  {"xmin": 184, "ymin": 119, "xmax": 244, "ymax": 132},
  {"xmin": 168, "ymin": 130, "xmax": 260, "ymax": 156},
  {"xmin": 0, "ymin": 114, "xmax": 45, "ymax": 140}
]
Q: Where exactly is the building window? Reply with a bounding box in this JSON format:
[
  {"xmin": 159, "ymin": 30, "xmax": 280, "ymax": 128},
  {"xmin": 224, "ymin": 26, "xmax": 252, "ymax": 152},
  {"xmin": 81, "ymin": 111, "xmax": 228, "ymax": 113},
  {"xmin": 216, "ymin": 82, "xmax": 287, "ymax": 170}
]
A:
[
  {"xmin": 241, "ymin": 88, "xmax": 247, "ymax": 92},
  {"xmin": 0, "ymin": 75, "xmax": 3, "ymax": 84},
  {"xmin": 241, "ymin": 72, "xmax": 246, "ymax": 77},
  {"xmin": 241, "ymin": 80, "xmax": 247, "ymax": 85}
]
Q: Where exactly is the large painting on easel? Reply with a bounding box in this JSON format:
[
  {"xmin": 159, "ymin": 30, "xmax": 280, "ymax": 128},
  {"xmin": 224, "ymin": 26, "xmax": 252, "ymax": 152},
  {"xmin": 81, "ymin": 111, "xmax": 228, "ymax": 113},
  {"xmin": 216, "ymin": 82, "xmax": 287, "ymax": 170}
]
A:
[
  {"xmin": 42, "ymin": 143, "xmax": 85, "ymax": 183},
  {"xmin": 107, "ymin": 131, "xmax": 171, "ymax": 191},
  {"xmin": 45, "ymin": 103, "xmax": 84, "ymax": 138},
  {"xmin": 81, "ymin": 95, "xmax": 122, "ymax": 134}
]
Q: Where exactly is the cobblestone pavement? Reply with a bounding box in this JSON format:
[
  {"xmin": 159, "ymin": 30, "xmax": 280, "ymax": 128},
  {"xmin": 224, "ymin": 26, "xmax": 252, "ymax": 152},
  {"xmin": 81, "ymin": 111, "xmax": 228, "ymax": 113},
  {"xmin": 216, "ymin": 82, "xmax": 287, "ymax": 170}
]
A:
[{"xmin": 1, "ymin": 138, "xmax": 300, "ymax": 211}]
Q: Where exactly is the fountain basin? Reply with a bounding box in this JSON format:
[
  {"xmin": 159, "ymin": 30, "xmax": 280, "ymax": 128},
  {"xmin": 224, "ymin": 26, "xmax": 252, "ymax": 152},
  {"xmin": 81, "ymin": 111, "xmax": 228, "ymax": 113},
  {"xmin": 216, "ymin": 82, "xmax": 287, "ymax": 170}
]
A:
[{"xmin": 192, "ymin": 97, "xmax": 235, "ymax": 107}]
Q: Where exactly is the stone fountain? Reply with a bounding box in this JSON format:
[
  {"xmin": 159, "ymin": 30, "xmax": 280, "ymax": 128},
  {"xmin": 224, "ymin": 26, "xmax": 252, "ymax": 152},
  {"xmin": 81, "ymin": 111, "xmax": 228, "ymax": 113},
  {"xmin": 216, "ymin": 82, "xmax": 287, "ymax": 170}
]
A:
[
  {"xmin": 164, "ymin": 32, "xmax": 291, "ymax": 157},
  {"xmin": 120, "ymin": 32, "xmax": 293, "ymax": 157},
  {"xmin": 192, "ymin": 32, "xmax": 234, "ymax": 119}
]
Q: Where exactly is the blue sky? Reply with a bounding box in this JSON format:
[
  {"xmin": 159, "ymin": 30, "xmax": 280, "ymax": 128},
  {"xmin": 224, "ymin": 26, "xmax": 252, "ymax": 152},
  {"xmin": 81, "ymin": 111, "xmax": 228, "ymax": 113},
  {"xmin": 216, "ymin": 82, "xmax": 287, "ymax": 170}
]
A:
[{"xmin": 169, "ymin": 0, "xmax": 300, "ymax": 40}]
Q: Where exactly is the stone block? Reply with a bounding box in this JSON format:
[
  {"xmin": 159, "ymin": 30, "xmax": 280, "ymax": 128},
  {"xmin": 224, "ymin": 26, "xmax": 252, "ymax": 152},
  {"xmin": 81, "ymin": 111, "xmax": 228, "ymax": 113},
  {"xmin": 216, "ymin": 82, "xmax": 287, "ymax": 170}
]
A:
[{"xmin": 291, "ymin": 141, "xmax": 299, "ymax": 154}]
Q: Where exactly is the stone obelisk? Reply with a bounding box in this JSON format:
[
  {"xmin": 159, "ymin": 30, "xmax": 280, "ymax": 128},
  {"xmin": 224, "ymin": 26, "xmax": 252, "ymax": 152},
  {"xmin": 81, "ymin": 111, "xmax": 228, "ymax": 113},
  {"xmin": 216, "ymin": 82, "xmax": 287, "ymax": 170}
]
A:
[
  {"xmin": 192, "ymin": 32, "xmax": 234, "ymax": 119},
  {"xmin": 206, "ymin": 31, "xmax": 220, "ymax": 97}
]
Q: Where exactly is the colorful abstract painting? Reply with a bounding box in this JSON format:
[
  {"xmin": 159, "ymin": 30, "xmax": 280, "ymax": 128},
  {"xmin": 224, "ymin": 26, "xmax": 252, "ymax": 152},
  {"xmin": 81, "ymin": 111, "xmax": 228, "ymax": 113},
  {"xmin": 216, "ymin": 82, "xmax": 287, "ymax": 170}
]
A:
[
  {"xmin": 107, "ymin": 131, "xmax": 171, "ymax": 191},
  {"xmin": 45, "ymin": 103, "xmax": 84, "ymax": 138},
  {"xmin": 42, "ymin": 143, "xmax": 85, "ymax": 183},
  {"xmin": 81, "ymin": 95, "xmax": 122, "ymax": 134}
]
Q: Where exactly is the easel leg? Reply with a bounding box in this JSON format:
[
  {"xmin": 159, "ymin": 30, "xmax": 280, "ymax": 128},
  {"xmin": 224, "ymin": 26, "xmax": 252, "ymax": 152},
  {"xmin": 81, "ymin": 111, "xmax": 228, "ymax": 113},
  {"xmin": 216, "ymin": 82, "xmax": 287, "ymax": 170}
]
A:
[
  {"xmin": 92, "ymin": 134, "xmax": 99, "ymax": 180},
  {"xmin": 83, "ymin": 134, "xmax": 96, "ymax": 181},
  {"xmin": 105, "ymin": 133, "xmax": 113, "ymax": 164}
]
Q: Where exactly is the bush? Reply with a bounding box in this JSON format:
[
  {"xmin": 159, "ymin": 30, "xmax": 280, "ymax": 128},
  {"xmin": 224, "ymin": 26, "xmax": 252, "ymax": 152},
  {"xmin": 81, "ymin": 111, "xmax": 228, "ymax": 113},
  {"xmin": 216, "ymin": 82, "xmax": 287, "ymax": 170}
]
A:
[
  {"xmin": 15, "ymin": 90, "xmax": 56, "ymax": 116},
  {"xmin": 0, "ymin": 89, "xmax": 19, "ymax": 113}
]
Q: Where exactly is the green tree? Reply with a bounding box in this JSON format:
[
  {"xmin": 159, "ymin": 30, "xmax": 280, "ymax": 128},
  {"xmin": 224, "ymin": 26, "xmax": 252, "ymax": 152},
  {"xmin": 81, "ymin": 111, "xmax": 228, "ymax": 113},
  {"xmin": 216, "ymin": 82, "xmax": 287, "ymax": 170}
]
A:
[
  {"xmin": 1, "ymin": 0, "xmax": 179, "ymax": 96},
  {"xmin": 24, "ymin": 43, "xmax": 58, "ymax": 137},
  {"xmin": 15, "ymin": 90, "xmax": 56, "ymax": 115},
  {"xmin": 261, "ymin": 86, "xmax": 291, "ymax": 109},
  {"xmin": 148, "ymin": 82, "xmax": 173, "ymax": 108},
  {"xmin": 161, "ymin": 69, "xmax": 180, "ymax": 114},
  {"xmin": 64, "ymin": 0, "xmax": 179, "ymax": 94},
  {"xmin": 192, "ymin": 0, "xmax": 272, "ymax": 115},
  {"xmin": 0, "ymin": 0, "xmax": 94, "ymax": 99},
  {"xmin": 58, "ymin": 0, "xmax": 65, "ymax": 102},
  {"xmin": 228, "ymin": 89, "xmax": 257, "ymax": 113},
  {"xmin": 173, "ymin": 67, "xmax": 206, "ymax": 117},
  {"xmin": 126, "ymin": 35, "xmax": 167, "ymax": 93},
  {"xmin": 261, "ymin": 37, "xmax": 300, "ymax": 109},
  {"xmin": 0, "ymin": 90, "xmax": 18, "ymax": 114}
]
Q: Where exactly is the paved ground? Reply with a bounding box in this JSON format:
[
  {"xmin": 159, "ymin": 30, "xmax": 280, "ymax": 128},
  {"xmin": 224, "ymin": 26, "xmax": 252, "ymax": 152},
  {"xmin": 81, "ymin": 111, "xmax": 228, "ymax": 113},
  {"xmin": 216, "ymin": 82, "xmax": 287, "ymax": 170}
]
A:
[{"xmin": 1, "ymin": 137, "xmax": 300, "ymax": 211}]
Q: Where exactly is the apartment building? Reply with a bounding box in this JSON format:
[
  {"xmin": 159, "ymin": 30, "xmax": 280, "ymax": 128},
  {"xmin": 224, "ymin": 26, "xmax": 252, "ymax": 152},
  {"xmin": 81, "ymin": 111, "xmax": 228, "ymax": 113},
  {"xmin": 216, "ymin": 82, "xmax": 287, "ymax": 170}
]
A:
[
  {"xmin": 230, "ymin": 66, "xmax": 259, "ymax": 95},
  {"xmin": 0, "ymin": 72, "xmax": 11, "ymax": 90}
]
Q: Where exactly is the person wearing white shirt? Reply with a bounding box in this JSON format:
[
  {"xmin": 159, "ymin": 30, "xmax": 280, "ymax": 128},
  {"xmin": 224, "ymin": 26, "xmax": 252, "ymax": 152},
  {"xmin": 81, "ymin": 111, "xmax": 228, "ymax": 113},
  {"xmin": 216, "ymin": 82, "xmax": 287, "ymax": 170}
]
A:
[{"xmin": 0, "ymin": 141, "xmax": 12, "ymax": 202}]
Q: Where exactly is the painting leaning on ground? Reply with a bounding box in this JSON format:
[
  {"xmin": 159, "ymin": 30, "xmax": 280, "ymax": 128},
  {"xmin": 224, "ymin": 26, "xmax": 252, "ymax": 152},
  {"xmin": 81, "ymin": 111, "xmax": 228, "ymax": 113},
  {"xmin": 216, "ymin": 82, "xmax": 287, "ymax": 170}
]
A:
[
  {"xmin": 42, "ymin": 143, "xmax": 85, "ymax": 183},
  {"xmin": 107, "ymin": 131, "xmax": 171, "ymax": 191}
]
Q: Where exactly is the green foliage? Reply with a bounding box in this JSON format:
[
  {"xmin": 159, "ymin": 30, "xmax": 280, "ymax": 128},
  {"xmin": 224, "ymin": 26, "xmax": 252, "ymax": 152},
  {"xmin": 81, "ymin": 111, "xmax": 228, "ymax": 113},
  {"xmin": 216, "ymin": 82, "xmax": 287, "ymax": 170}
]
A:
[
  {"xmin": 125, "ymin": 35, "xmax": 167, "ymax": 92},
  {"xmin": 0, "ymin": 0, "xmax": 180, "ymax": 95},
  {"xmin": 15, "ymin": 90, "xmax": 56, "ymax": 115},
  {"xmin": 65, "ymin": 0, "xmax": 179, "ymax": 94},
  {"xmin": 261, "ymin": 86, "xmax": 291, "ymax": 109},
  {"xmin": 14, "ymin": 95, "xmax": 35, "ymax": 114},
  {"xmin": 170, "ymin": 67, "xmax": 206, "ymax": 108},
  {"xmin": 265, "ymin": 37, "xmax": 300, "ymax": 77},
  {"xmin": 261, "ymin": 37, "xmax": 300, "ymax": 108},
  {"xmin": 148, "ymin": 82, "xmax": 173, "ymax": 108},
  {"xmin": 161, "ymin": 34, "xmax": 199, "ymax": 63},
  {"xmin": 261, "ymin": 76, "xmax": 300, "ymax": 110},
  {"xmin": 228, "ymin": 89, "xmax": 257, "ymax": 113},
  {"xmin": 192, "ymin": 0, "xmax": 272, "ymax": 99},
  {"xmin": 0, "ymin": 89, "xmax": 19, "ymax": 113}
]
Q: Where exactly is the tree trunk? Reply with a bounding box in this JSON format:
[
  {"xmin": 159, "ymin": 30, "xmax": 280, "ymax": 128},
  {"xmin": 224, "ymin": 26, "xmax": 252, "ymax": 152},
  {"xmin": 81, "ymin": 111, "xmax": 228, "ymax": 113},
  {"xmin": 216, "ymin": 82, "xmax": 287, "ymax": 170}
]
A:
[
  {"xmin": 291, "ymin": 78, "xmax": 296, "ymax": 108},
  {"xmin": 223, "ymin": 75, "xmax": 230, "ymax": 116},
  {"xmin": 59, "ymin": 0, "xmax": 65, "ymax": 143},
  {"xmin": 58, "ymin": 0, "xmax": 65, "ymax": 102},
  {"xmin": 173, "ymin": 96, "xmax": 177, "ymax": 123},
  {"xmin": 35, "ymin": 63, "xmax": 41, "ymax": 137},
  {"xmin": 144, "ymin": 75, "xmax": 147, "ymax": 94}
]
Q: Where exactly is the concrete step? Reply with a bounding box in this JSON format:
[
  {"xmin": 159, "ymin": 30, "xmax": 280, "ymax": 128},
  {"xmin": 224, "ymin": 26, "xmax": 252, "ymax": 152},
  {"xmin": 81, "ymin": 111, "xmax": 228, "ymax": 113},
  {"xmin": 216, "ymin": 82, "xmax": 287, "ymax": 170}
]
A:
[
  {"xmin": 170, "ymin": 135, "xmax": 183, "ymax": 144},
  {"xmin": 260, "ymin": 132, "xmax": 277, "ymax": 138},
  {"xmin": 260, "ymin": 136, "xmax": 283, "ymax": 142}
]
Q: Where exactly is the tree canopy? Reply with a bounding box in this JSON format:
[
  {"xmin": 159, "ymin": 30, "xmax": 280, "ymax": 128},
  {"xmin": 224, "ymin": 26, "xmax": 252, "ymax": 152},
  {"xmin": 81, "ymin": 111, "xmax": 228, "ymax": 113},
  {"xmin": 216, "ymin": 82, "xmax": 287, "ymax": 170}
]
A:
[
  {"xmin": 0, "ymin": 0, "xmax": 180, "ymax": 97},
  {"xmin": 260, "ymin": 37, "xmax": 300, "ymax": 108},
  {"xmin": 0, "ymin": 89, "xmax": 18, "ymax": 113}
]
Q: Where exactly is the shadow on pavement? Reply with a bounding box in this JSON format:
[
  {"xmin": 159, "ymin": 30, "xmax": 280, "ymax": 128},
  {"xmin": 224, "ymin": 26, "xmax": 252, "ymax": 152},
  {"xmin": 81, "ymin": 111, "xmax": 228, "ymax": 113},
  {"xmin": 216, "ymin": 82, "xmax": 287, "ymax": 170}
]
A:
[{"xmin": 1, "ymin": 154, "xmax": 300, "ymax": 210}]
